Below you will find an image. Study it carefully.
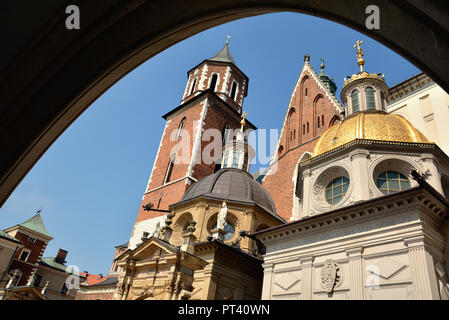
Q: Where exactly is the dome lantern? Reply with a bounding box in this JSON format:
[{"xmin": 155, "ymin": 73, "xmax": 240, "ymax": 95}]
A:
[
  {"xmin": 341, "ymin": 41, "xmax": 389, "ymax": 117},
  {"xmin": 221, "ymin": 111, "xmax": 255, "ymax": 172}
]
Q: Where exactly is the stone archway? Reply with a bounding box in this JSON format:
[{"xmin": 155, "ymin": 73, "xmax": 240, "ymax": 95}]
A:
[{"xmin": 1, "ymin": 0, "xmax": 449, "ymax": 206}]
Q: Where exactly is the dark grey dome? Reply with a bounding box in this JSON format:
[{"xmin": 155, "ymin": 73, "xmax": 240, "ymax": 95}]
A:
[{"xmin": 181, "ymin": 169, "xmax": 277, "ymax": 216}]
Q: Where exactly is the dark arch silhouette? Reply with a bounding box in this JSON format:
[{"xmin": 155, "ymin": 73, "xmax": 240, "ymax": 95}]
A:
[{"xmin": 1, "ymin": 0, "xmax": 449, "ymax": 206}]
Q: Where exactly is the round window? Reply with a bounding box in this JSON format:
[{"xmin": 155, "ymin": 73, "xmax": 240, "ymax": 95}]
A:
[
  {"xmin": 325, "ymin": 177, "xmax": 349, "ymax": 205},
  {"xmin": 376, "ymin": 171, "xmax": 410, "ymax": 194},
  {"xmin": 211, "ymin": 222, "xmax": 235, "ymax": 240}
]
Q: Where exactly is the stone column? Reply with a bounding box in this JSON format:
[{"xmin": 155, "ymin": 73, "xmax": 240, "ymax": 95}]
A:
[
  {"xmin": 261, "ymin": 263, "xmax": 274, "ymax": 300},
  {"xmin": 346, "ymin": 247, "xmax": 364, "ymax": 299},
  {"xmin": 300, "ymin": 257, "xmax": 314, "ymax": 300},
  {"xmin": 404, "ymin": 236, "xmax": 440, "ymax": 299}
]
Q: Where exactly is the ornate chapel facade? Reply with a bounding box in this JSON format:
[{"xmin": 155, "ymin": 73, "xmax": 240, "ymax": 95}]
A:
[{"xmin": 107, "ymin": 41, "xmax": 449, "ymax": 300}]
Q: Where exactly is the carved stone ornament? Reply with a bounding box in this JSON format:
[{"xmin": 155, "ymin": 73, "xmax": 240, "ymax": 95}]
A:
[{"xmin": 320, "ymin": 259, "xmax": 342, "ymax": 293}]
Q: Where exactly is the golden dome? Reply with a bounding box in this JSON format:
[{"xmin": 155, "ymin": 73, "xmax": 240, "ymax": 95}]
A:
[{"xmin": 312, "ymin": 111, "xmax": 430, "ymax": 157}]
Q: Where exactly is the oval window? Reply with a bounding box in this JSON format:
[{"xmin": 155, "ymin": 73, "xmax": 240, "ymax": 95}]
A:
[
  {"xmin": 376, "ymin": 171, "xmax": 411, "ymax": 194},
  {"xmin": 325, "ymin": 177, "xmax": 349, "ymax": 205}
]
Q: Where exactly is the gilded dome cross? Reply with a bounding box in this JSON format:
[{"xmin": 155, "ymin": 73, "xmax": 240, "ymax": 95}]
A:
[{"xmin": 353, "ymin": 40, "xmax": 365, "ymax": 72}]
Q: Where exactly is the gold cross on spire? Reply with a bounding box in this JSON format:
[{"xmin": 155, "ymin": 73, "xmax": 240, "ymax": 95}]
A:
[
  {"xmin": 240, "ymin": 111, "xmax": 248, "ymax": 132},
  {"xmin": 226, "ymin": 35, "xmax": 231, "ymax": 45},
  {"xmin": 353, "ymin": 40, "xmax": 364, "ymax": 51},
  {"xmin": 353, "ymin": 40, "xmax": 365, "ymax": 72}
]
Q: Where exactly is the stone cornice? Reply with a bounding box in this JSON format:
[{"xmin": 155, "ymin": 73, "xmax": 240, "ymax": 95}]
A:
[{"xmin": 253, "ymin": 186, "xmax": 449, "ymax": 245}]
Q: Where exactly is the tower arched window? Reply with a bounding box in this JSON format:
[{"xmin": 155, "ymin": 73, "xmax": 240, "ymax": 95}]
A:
[
  {"xmin": 366, "ymin": 87, "xmax": 376, "ymax": 110},
  {"xmin": 190, "ymin": 78, "xmax": 197, "ymax": 95},
  {"xmin": 223, "ymin": 150, "xmax": 231, "ymax": 168},
  {"xmin": 230, "ymin": 82, "xmax": 238, "ymax": 100},
  {"xmin": 231, "ymin": 149, "xmax": 241, "ymax": 168},
  {"xmin": 210, "ymin": 74, "xmax": 218, "ymax": 92},
  {"xmin": 243, "ymin": 152, "xmax": 249, "ymax": 170},
  {"xmin": 278, "ymin": 146, "xmax": 284, "ymax": 156},
  {"xmin": 222, "ymin": 124, "xmax": 231, "ymax": 145},
  {"xmin": 176, "ymin": 118, "xmax": 186, "ymax": 140},
  {"xmin": 351, "ymin": 89, "xmax": 360, "ymax": 113},
  {"xmin": 164, "ymin": 155, "xmax": 176, "ymax": 184}
]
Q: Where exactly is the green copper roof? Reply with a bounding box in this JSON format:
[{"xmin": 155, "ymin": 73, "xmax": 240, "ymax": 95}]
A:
[
  {"xmin": 19, "ymin": 214, "xmax": 52, "ymax": 238},
  {"xmin": 40, "ymin": 257, "xmax": 76, "ymax": 274},
  {"xmin": 208, "ymin": 43, "xmax": 237, "ymax": 65}
]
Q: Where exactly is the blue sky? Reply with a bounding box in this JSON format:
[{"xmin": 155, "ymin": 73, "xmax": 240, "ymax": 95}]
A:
[{"xmin": 0, "ymin": 12, "xmax": 420, "ymax": 275}]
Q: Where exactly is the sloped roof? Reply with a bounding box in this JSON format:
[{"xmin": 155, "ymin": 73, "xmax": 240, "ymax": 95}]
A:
[
  {"xmin": 19, "ymin": 214, "xmax": 52, "ymax": 238},
  {"xmin": 79, "ymin": 272, "xmax": 117, "ymax": 286},
  {"xmin": 39, "ymin": 257, "xmax": 78, "ymax": 275},
  {"xmin": 207, "ymin": 43, "xmax": 237, "ymax": 65},
  {"xmin": 0, "ymin": 230, "xmax": 22, "ymax": 244}
]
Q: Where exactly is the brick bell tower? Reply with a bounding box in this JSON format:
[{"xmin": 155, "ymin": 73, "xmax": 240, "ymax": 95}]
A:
[{"xmin": 130, "ymin": 40, "xmax": 256, "ymax": 247}]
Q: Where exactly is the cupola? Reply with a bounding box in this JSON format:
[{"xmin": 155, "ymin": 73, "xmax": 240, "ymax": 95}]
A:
[{"xmin": 341, "ymin": 40, "xmax": 389, "ymax": 117}]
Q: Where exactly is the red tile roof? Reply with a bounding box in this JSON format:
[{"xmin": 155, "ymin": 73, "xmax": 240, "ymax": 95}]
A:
[{"xmin": 79, "ymin": 272, "xmax": 112, "ymax": 286}]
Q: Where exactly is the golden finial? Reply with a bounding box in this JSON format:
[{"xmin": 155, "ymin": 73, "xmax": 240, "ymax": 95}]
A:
[
  {"xmin": 353, "ymin": 40, "xmax": 365, "ymax": 72},
  {"xmin": 226, "ymin": 35, "xmax": 231, "ymax": 45},
  {"xmin": 240, "ymin": 111, "xmax": 248, "ymax": 132},
  {"xmin": 320, "ymin": 58, "xmax": 325, "ymax": 74}
]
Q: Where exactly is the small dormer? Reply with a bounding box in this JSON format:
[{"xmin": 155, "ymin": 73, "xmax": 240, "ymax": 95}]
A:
[{"xmin": 181, "ymin": 39, "xmax": 249, "ymax": 113}]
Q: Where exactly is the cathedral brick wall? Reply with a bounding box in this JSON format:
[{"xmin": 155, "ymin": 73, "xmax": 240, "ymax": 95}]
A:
[
  {"xmin": 75, "ymin": 291, "xmax": 115, "ymax": 300},
  {"xmin": 262, "ymin": 68, "xmax": 341, "ymax": 221}
]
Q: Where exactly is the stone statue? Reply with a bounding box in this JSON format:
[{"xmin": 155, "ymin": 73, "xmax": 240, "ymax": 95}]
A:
[
  {"xmin": 153, "ymin": 222, "xmax": 161, "ymax": 238},
  {"xmin": 217, "ymin": 201, "xmax": 228, "ymax": 230},
  {"xmin": 41, "ymin": 281, "xmax": 50, "ymax": 295}
]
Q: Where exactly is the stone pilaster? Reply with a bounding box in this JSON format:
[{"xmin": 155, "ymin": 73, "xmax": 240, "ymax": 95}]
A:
[
  {"xmin": 301, "ymin": 170, "xmax": 312, "ymax": 219},
  {"xmin": 300, "ymin": 257, "xmax": 314, "ymax": 300},
  {"xmin": 261, "ymin": 263, "xmax": 274, "ymax": 300},
  {"xmin": 404, "ymin": 236, "xmax": 440, "ymax": 299},
  {"xmin": 346, "ymin": 247, "xmax": 364, "ymax": 299},
  {"xmin": 349, "ymin": 150, "xmax": 370, "ymax": 201},
  {"xmin": 203, "ymin": 272, "xmax": 218, "ymax": 300}
]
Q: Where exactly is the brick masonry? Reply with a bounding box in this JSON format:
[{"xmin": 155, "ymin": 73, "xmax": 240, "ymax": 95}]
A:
[
  {"xmin": 262, "ymin": 65, "xmax": 342, "ymax": 221},
  {"xmin": 134, "ymin": 60, "xmax": 248, "ymax": 227},
  {"xmin": 9, "ymin": 231, "xmax": 48, "ymax": 286}
]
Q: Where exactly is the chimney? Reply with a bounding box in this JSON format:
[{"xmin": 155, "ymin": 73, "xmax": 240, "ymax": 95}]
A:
[{"xmin": 55, "ymin": 249, "xmax": 68, "ymax": 264}]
